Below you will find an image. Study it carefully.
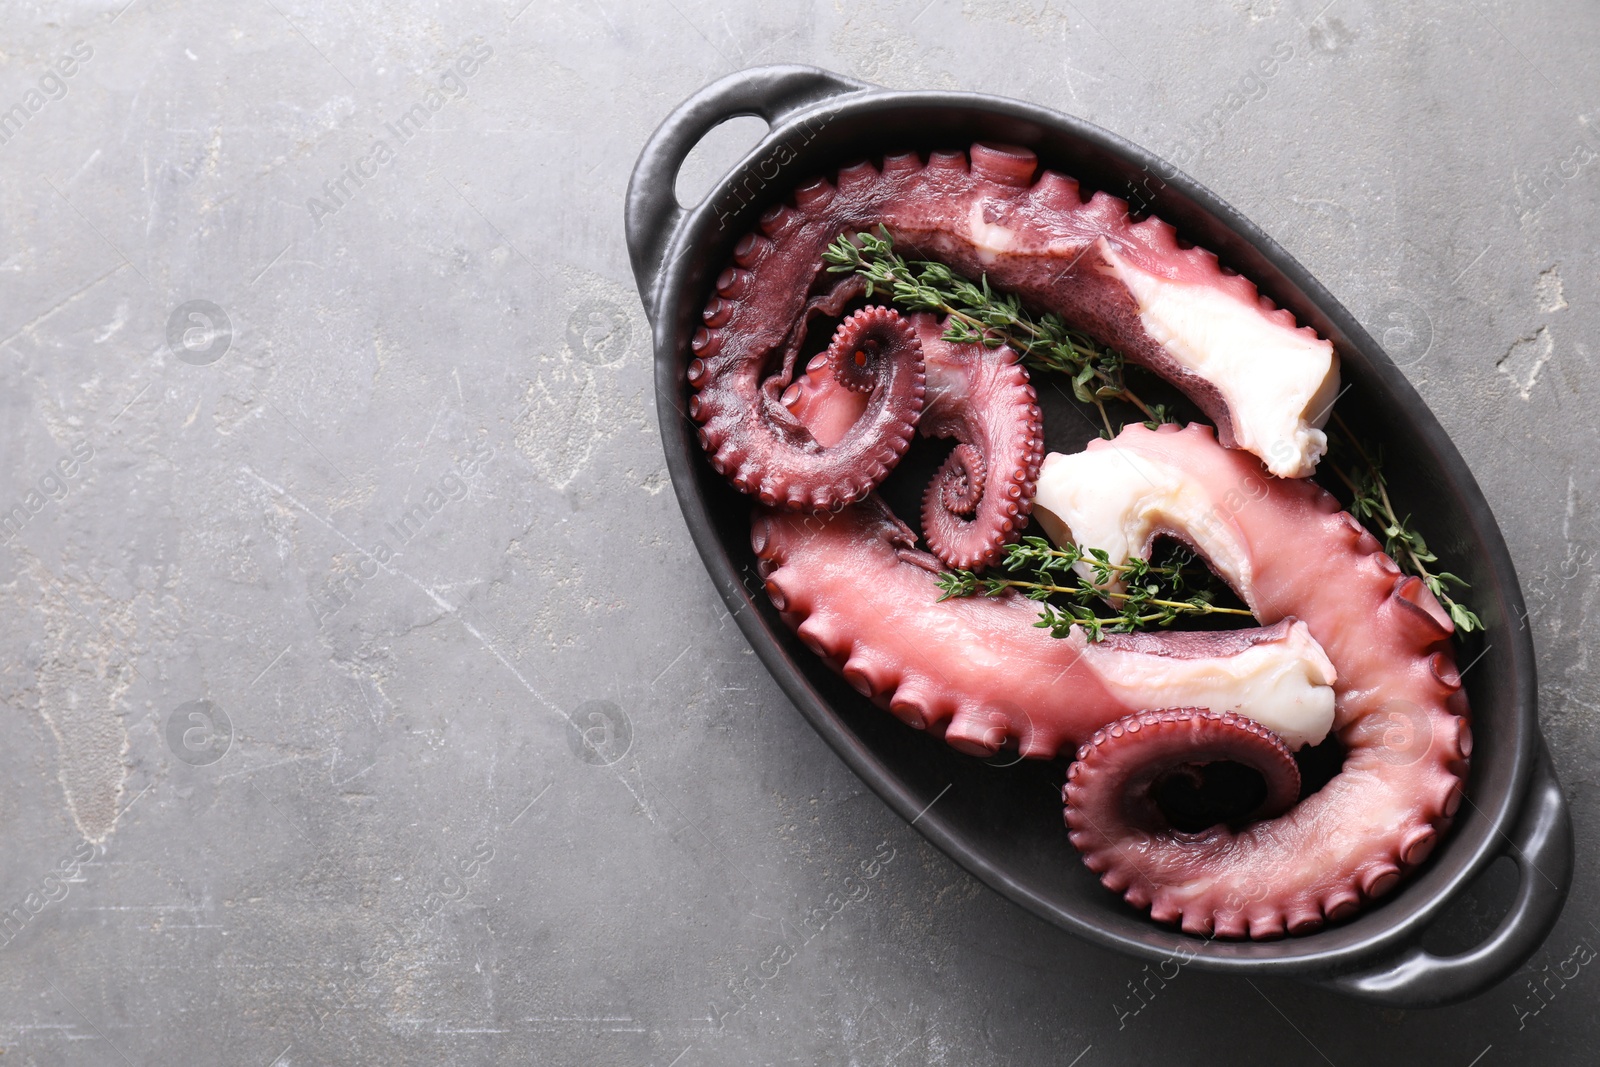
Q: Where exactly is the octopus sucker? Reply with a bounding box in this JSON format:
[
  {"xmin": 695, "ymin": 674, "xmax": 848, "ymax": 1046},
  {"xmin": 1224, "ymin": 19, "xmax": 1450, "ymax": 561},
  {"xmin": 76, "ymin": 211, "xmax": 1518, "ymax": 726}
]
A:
[
  {"xmin": 837, "ymin": 159, "xmax": 881, "ymax": 191},
  {"xmin": 1324, "ymin": 891, "xmax": 1362, "ymax": 923},
  {"xmin": 751, "ymin": 494, "xmax": 1341, "ymax": 770},
  {"xmin": 1400, "ymin": 825, "xmax": 1438, "ymax": 866},
  {"xmin": 1363, "ymin": 865, "xmax": 1402, "ymax": 899},
  {"xmin": 759, "ymin": 203, "xmax": 800, "ymax": 238},
  {"xmin": 888, "ymin": 686, "xmax": 935, "ymax": 730}
]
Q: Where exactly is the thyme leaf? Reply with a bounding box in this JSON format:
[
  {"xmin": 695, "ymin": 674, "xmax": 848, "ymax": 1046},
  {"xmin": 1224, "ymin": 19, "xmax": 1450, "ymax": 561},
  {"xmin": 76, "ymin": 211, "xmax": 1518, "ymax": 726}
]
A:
[
  {"xmin": 1325, "ymin": 412, "xmax": 1483, "ymax": 633},
  {"xmin": 934, "ymin": 536, "xmax": 1247, "ymax": 641}
]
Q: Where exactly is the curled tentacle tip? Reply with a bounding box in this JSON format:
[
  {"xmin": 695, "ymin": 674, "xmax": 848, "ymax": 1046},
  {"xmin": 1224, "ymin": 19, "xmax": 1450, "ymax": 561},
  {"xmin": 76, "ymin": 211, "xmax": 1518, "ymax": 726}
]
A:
[
  {"xmin": 827, "ymin": 305, "xmax": 917, "ymax": 394},
  {"xmin": 935, "ymin": 444, "xmax": 986, "ymax": 516},
  {"xmin": 1063, "ymin": 708, "xmax": 1304, "ymax": 935}
]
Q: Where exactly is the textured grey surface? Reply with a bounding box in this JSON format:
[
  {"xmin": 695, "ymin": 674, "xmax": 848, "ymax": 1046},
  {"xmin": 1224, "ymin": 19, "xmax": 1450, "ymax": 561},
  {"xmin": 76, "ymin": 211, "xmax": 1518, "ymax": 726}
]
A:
[{"xmin": 0, "ymin": 0, "xmax": 1596, "ymax": 1063}]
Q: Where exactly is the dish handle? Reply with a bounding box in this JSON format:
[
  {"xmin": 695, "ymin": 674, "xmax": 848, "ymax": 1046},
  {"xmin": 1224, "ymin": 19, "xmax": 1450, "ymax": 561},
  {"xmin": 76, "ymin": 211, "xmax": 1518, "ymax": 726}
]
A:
[
  {"xmin": 624, "ymin": 64, "xmax": 870, "ymax": 326},
  {"xmin": 1317, "ymin": 744, "xmax": 1573, "ymax": 1007}
]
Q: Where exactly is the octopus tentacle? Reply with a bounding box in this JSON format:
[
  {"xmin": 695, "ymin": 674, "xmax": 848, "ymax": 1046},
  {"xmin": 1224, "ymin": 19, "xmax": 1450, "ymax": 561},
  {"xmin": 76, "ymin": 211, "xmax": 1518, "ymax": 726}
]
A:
[
  {"xmin": 782, "ymin": 312, "xmax": 1044, "ymax": 570},
  {"xmin": 1037, "ymin": 422, "xmax": 1469, "ymax": 938},
  {"xmin": 691, "ymin": 304, "xmax": 926, "ymax": 510},
  {"xmin": 933, "ymin": 444, "xmax": 986, "ymax": 516},
  {"xmin": 1063, "ymin": 708, "xmax": 1303, "ymax": 919},
  {"xmin": 914, "ymin": 315, "xmax": 1044, "ymax": 570},
  {"xmin": 693, "ymin": 144, "xmax": 1338, "ymax": 494},
  {"xmin": 751, "ymin": 496, "xmax": 1337, "ymax": 762},
  {"xmin": 1064, "ymin": 707, "xmax": 1305, "ymax": 915}
]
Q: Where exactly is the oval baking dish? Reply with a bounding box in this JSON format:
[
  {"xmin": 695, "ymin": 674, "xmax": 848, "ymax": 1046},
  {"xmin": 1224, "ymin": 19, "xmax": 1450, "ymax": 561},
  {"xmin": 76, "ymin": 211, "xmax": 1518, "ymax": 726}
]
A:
[{"xmin": 625, "ymin": 64, "xmax": 1571, "ymax": 1007}]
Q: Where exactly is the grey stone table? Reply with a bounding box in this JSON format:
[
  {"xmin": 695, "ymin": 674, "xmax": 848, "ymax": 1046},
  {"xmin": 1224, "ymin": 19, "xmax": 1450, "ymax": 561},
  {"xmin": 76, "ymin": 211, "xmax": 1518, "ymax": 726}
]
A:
[{"xmin": 1, "ymin": 1, "xmax": 1595, "ymax": 1063}]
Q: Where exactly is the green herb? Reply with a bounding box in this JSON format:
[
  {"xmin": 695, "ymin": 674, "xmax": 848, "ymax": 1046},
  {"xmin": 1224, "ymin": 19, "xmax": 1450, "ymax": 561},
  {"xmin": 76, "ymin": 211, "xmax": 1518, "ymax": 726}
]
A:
[
  {"xmin": 823, "ymin": 228, "xmax": 1173, "ymax": 438},
  {"xmin": 1325, "ymin": 412, "xmax": 1482, "ymax": 633},
  {"xmin": 934, "ymin": 536, "xmax": 1249, "ymax": 642}
]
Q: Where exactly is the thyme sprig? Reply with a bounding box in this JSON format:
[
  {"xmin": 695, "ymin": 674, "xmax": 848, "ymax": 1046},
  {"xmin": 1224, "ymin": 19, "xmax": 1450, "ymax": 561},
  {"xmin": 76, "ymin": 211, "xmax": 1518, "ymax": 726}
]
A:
[
  {"xmin": 1325, "ymin": 413, "xmax": 1483, "ymax": 633},
  {"xmin": 935, "ymin": 536, "xmax": 1249, "ymax": 642},
  {"xmin": 822, "ymin": 228, "xmax": 1173, "ymax": 438}
]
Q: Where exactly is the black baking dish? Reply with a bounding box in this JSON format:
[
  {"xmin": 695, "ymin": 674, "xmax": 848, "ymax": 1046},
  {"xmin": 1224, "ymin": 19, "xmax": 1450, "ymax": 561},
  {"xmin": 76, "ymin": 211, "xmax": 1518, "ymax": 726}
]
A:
[{"xmin": 624, "ymin": 64, "xmax": 1572, "ymax": 1007}]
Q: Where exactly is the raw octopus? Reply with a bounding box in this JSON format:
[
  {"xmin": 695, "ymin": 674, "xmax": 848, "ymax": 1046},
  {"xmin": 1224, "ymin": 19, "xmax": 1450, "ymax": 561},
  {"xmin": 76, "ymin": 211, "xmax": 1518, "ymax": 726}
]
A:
[{"xmin": 691, "ymin": 144, "xmax": 1468, "ymax": 938}]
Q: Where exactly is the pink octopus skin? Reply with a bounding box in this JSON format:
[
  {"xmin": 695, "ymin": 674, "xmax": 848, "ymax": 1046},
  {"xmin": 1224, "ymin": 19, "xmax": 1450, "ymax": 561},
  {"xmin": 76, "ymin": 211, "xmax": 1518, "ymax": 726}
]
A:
[
  {"xmin": 1054, "ymin": 423, "xmax": 1471, "ymax": 938},
  {"xmin": 689, "ymin": 143, "xmax": 1336, "ymax": 514},
  {"xmin": 783, "ymin": 312, "xmax": 1044, "ymax": 570},
  {"xmin": 750, "ymin": 494, "xmax": 1330, "ymax": 764}
]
